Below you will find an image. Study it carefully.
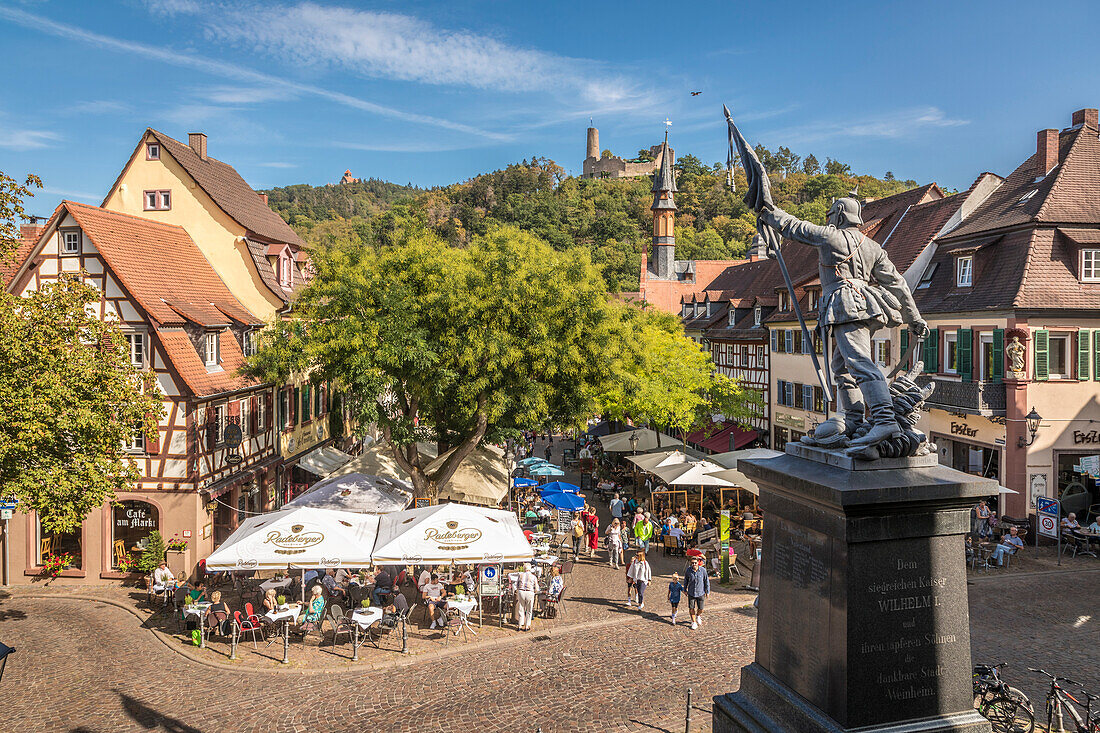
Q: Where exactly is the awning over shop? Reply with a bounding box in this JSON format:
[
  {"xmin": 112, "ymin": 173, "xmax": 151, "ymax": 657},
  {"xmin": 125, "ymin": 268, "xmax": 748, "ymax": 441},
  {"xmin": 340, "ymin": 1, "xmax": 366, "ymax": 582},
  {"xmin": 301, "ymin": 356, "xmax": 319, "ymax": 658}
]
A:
[
  {"xmin": 297, "ymin": 445, "xmax": 353, "ymax": 477},
  {"xmin": 686, "ymin": 422, "xmax": 760, "ymax": 453},
  {"xmin": 599, "ymin": 428, "xmax": 683, "ymax": 453}
]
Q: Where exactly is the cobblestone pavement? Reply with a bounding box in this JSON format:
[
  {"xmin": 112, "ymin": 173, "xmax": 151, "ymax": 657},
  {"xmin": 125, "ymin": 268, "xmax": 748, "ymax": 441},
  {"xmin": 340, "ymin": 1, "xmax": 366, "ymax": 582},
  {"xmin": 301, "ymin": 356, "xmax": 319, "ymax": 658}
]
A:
[
  {"xmin": 0, "ymin": 590, "xmax": 755, "ymax": 732},
  {"xmin": 969, "ymin": 568, "xmax": 1100, "ymax": 710}
]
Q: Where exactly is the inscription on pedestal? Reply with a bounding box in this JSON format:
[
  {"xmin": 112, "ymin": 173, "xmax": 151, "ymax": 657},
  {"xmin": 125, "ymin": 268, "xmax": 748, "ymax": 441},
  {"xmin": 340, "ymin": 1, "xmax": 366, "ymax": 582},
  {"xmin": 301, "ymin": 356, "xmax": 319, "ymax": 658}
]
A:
[{"xmin": 848, "ymin": 536, "xmax": 971, "ymax": 726}]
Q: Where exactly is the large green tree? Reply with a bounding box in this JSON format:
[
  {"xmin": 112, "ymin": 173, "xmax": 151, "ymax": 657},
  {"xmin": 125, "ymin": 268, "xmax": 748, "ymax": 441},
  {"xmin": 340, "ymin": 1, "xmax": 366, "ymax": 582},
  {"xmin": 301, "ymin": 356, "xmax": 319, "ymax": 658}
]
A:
[
  {"xmin": 247, "ymin": 225, "xmax": 623, "ymax": 498},
  {"xmin": 0, "ymin": 173, "xmax": 163, "ymax": 533}
]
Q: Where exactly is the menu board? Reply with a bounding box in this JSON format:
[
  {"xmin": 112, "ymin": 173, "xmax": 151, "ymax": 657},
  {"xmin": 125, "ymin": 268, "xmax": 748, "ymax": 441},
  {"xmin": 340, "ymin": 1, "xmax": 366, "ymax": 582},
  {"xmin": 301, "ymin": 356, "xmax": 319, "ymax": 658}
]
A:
[{"xmin": 557, "ymin": 509, "xmax": 572, "ymax": 535}]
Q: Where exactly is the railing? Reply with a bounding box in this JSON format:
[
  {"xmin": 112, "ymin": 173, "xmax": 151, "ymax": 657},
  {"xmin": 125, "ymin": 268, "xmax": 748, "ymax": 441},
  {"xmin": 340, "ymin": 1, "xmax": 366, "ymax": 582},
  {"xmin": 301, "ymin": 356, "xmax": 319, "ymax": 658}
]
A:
[{"xmin": 915, "ymin": 377, "xmax": 1005, "ymax": 415}]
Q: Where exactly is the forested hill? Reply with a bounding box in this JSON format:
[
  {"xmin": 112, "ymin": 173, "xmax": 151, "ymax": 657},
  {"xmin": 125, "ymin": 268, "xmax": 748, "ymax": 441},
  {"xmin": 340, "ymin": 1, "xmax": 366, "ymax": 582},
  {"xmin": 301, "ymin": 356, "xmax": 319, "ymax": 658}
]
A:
[{"xmin": 262, "ymin": 149, "xmax": 924, "ymax": 292}]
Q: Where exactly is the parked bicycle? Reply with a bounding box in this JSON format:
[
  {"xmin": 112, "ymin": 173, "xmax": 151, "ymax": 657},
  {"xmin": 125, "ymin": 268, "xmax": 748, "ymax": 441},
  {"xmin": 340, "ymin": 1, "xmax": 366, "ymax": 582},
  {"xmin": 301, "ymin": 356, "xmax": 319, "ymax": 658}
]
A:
[
  {"xmin": 1030, "ymin": 668, "xmax": 1100, "ymax": 733},
  {"xmin": 973, "ymin": 662, "xmax": 1035, "ymax": 733}
]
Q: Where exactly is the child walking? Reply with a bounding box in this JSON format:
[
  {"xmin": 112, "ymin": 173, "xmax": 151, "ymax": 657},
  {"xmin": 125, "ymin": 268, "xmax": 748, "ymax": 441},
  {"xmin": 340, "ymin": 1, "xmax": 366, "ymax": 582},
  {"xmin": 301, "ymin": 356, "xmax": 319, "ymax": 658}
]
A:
[{"xmin": 668, "ymin": 572, "xmax": 684, "ymax": 625}]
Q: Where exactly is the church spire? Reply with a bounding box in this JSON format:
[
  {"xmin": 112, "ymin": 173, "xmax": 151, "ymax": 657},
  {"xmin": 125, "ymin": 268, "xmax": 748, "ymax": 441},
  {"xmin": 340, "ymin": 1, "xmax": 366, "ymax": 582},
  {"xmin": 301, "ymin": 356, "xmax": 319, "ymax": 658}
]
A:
[
  {"xmin": 649, "ymin": 132, "xmax": 677, "ymax": 279},
  {"xmin": 651, "ymin": 132, "xmax": 678, "ymax": 208}
]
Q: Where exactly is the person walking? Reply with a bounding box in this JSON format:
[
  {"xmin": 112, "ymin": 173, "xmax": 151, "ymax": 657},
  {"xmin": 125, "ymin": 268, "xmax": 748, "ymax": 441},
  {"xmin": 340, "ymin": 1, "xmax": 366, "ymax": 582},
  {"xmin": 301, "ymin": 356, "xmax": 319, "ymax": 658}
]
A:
[
  {"xmin": 633, "ymin": 510, "xmax": 653, "ymax": 554},
  {"xmin": 627, "ymin": 551, "xmax": 652, "ymax": 610},
  {"xmin": 609, "ymin": 493, "xmax": 624, "ymax": 521},
  {"xmin": 513, "ymin": 563, "xmax": 538, "ymax": 631},
  {"xmin": 584, "ymin": 505, "xmax": 599, "ymax": 558},
  {"xmin": 606, "ymin": 518, "xmax": 623, "ymax": 568},
  {"xmin": 684, "ymin": 555, "xmax": 710, "ymax": 629},
  {"xmin": 668, "ymin": 572, "xmax": 684, "ymax": 625},
  {"xmin": 570, "ymin": 514, "xmax": 585, "ymax": 560}
]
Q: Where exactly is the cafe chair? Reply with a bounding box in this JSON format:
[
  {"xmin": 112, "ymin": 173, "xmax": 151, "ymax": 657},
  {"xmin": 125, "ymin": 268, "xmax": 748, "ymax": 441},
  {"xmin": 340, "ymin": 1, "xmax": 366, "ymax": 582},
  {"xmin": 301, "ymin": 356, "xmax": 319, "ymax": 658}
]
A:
[
  {"xmin": 560, "ymin": 560, "xmax": 574, "ymax": 575},
  {"xmin": 1063, "ymin": 530, "xmax": 1094, "ymax": 559},
  {"xmin": 545, "ymin": 580, "xmax": 568, "ymax": 619},
  {"xmin": 327, "ymin": 605, "xmax": 356, "ymax": 650},
  {"xmin": 233, "ymin": 610, "xmax": 262, "ymax": 649}
]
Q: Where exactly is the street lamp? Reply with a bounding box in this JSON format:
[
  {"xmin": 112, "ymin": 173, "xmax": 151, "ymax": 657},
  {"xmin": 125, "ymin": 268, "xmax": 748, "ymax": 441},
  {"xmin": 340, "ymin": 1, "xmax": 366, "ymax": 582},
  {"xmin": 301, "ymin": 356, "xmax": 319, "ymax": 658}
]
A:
[
  {"xmin": 628, "ymin": 431, "xmax": 639, "ymax": 495},
  {"xmin": 1017, "ymin": 407, "xmax": 1042, "ymax": 448}
]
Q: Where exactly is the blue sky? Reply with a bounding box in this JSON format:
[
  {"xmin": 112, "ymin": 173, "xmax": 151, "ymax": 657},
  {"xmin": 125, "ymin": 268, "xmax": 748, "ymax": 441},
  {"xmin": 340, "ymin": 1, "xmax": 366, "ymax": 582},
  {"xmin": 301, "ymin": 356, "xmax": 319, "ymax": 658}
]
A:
[{"xmin": 3, "ymin": 0, "xmax": 1100, "ymax": 217}]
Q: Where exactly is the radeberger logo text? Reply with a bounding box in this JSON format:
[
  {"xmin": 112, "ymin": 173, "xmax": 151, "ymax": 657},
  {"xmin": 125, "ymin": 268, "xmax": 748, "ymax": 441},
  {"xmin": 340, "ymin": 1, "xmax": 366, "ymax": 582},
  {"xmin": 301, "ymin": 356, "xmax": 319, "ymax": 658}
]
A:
[
  {"xmin": 264, "ymin": 528, "xmax": 325, "ymax": 553},
  {"xmin": 424, "ymin": 526, "xmax": 482, "ymax": 544}
]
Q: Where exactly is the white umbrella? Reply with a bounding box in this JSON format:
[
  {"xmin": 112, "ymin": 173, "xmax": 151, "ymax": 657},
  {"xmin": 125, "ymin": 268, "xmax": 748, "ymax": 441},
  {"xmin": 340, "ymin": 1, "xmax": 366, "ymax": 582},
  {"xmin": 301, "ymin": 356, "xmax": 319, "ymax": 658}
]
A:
[
  {"xmin": 287, "ymin": 472, "xmax": 412, "ymax": 514},
  {"xmin": 371, "ymin": 503, "xmax": 534, "ymax": 565},
  {"xmin": 704, "ymin": 448, "xmax": 784, "ymax": 495},
  {"xmin": 599, "ymin": 428, "xmax": 683, "ymax": 453},
  {"xmin": 628, "ymin": 450, "xmax": 692, "ymax": 472},
  {"xmin": 653, "ymin": 460, "xmax": 734, "ymax": 487},
  {"xmin": 996, "ymin": 485, "xmax": 1019, "ymax": 495},
  {"xmin": 205, "ymin": 506, "xmax": 379, "ymax": 571}
]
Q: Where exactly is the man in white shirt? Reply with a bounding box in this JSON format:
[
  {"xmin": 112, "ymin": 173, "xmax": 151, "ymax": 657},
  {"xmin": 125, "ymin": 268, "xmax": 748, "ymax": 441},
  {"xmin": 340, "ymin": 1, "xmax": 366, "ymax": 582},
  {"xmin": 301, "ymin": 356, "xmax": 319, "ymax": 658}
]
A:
[
  {"xmin": 421, "ymin": 574, "xmax": 448, "ymax": 630},
  {"xmin": 152, "ymin": 561, "xmax": 176, "ymax": 607},
  {"xmin": 513, "ymin": 564, "xmax": 539, "ymax": 631}
]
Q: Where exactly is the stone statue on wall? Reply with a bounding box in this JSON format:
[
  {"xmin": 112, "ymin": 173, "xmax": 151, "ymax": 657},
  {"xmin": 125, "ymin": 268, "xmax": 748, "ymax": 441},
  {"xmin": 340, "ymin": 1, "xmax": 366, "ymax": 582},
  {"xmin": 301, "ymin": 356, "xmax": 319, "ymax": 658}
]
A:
[{"xmin": 1006, "ymin": 335, "xmax": 1026, "ymax": 377}]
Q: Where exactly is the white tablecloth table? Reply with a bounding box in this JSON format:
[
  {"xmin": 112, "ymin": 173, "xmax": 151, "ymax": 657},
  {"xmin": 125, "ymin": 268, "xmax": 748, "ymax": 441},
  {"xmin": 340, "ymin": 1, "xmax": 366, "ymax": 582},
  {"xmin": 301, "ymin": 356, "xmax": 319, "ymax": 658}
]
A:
[
  {"xmin": 264, "ymin": 606, "xmax": 299, "ymax": 665},
  {"xmin": 259, "ymin": 577, "xmax": 293, "ymax": 592},
  {"xmin": 352, "ymin": 607, "xmax": 383, "ymax": 628},
  {"xmin": 533, "ymin": 555, "xmax": 558, "ymax": 566}
]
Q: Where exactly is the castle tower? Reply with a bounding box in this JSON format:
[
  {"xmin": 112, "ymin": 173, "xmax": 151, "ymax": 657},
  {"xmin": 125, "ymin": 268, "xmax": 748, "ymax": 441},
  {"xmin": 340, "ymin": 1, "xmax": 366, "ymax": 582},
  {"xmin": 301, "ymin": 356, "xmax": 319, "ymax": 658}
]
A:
[
  {"xmin": 586, "ymin": 127, "xmax": 600, "ymax": 160},
  {"xmin": 650, "ymin": 133, "xmax": 678, "ymax": 278}
]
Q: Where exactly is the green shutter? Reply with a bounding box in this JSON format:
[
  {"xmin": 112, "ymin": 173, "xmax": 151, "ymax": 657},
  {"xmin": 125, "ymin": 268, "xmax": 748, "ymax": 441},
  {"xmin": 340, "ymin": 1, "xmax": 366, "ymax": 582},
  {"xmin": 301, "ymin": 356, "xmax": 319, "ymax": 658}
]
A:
[
  {"xmin": 1094, "ymin": 330, "xmax": 1100, "ymax": 381},
  {"xmin": 293, "ymin": 386, "xmax": 301, "ymax": 423},
  {"xmin": 1079, "ymin": 330, "xmax": 1091, "ymax": 381},
  {"xmin": 924, "ymin": 328, "xmax": 939, "ymax": 373},
  {"xmin": 992, "ymin": 329, "xmax": 1004, "ymax": 383},
  {"xmin": 900, "ymin": 328, "xmax": 909, "ymax": 370},
  {"xmin": 958, "ymin": 328, "xmax": 972, "ymax": 382},
  {"xmin": 1034, "ymin": 329, "xmax": 1049, "ymax": 381}
]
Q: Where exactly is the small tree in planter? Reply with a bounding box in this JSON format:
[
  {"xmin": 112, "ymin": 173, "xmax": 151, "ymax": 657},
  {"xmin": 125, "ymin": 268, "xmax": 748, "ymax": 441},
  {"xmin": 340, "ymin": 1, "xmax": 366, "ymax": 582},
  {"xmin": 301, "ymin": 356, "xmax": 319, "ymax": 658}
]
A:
[{"xmin": 137, "ymin": 530, "xmax": 166, "ymax": 575}]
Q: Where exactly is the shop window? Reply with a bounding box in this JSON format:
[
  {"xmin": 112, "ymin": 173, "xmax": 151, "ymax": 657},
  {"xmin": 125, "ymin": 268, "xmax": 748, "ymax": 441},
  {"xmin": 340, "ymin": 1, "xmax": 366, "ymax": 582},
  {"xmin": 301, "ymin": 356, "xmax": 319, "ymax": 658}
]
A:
[
  {"xmin": 38, "ymin": 520, "xmax": 82, "ymax": 569},
  {"xmin": 774, "ymin": 426, "xmax": 789, "ymax": 451},
  {"xmin": 111, "ymin": 500, "xmax": 159, "ymax": 568}
]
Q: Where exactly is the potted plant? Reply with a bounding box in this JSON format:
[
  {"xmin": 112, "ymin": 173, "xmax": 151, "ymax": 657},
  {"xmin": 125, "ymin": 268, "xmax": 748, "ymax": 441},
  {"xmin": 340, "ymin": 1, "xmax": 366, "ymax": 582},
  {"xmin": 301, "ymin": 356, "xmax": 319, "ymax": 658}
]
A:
[
  {"xmin": 276, "ymin": 594, "xmax": 287, "ymax": 610},
  {"xmin": 40, "ymin": 551, "xmax": 74, "ymax": 579},
  {"xmin": 137, "ymin": 530, "xmax": 167, "ymax": 576},
  {"xmin": 166, "ymin": 534, "xmax": 188, "ymax": 552}
]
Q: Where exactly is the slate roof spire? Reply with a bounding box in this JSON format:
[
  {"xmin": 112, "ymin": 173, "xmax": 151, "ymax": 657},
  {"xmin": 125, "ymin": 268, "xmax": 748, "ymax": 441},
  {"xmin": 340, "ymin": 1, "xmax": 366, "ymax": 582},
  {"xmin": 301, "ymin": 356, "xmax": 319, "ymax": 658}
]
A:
[{"xmin": 651, "ymin": 131, "xmax": 678, "ymax": 211}]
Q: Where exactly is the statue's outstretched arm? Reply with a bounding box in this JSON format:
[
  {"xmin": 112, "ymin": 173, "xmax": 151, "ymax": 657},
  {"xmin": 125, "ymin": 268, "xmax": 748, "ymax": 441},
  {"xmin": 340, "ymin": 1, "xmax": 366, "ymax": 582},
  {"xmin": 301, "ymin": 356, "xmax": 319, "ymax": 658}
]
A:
[{"xmin": 760, "ymin": 206, "xmax": 837, "ymax": 249}]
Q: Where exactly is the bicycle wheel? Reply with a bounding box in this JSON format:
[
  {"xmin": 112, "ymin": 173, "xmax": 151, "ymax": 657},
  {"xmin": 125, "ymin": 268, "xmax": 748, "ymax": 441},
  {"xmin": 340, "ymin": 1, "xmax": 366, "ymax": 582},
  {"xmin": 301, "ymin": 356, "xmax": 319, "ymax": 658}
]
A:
[
  {"xmin": 981, "ymin": 696, "xmax": 1035, "ymax": 733},
  {"xmin": 1005, "ymin": 686, "xmax": 1035, "ymax": 714}
]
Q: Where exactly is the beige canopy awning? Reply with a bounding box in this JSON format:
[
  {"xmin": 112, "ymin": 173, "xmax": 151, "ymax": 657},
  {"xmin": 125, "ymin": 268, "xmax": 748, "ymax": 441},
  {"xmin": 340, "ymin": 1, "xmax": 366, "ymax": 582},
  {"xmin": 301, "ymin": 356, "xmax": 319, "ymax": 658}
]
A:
[
  {"xmin": 704, "ymin": 448, "xmax": 784, "ymax": 495},
  {"xmin": 599, "ymin": 428, "xmax": 683, "ymax": 453},
  {"xmin": 628, "ymin": 449, "xmax": 692, "ymax": 472},
  {"xmin": 653, "ymin": 460, "xmax": 733, "ymax": 487}
]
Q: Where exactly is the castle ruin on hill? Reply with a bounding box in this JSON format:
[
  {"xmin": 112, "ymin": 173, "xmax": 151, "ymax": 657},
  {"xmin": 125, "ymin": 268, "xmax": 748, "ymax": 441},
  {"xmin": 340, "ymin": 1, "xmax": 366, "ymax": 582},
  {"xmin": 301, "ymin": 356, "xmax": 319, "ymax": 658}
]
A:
[{"xmin": 581, "ymin": 126, "xmax": 674, "ymax": 179}]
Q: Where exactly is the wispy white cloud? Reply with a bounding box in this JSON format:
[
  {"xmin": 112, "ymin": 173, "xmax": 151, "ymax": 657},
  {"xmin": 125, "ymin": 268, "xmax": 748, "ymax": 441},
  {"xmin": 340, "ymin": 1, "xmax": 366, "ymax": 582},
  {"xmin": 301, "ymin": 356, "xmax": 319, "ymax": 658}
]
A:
[
  {"xmin": 767, "ymin": 107, "xmax": 969, "ymax": 145},
  {"xmin": 334, "ymin": 140, "xmax": 495, "ymax": 154},
  {"xmin": 0, "ymin": 6, "xmax": 508, "ymax": 141},
  {"xmin": 42, "ymin": 186, "xmax": 99, "ymax": 201},
  {"xmin": 0, "ymin": 127, "xmax": 61, "ymax": 150},
  {"xmin": 198, "ymin": 85, "xmax": 294, "ymax": 105},
  {"xmin": 147, "ymin": 0, "xmax": 650, "ymax": 114},
  {"xmin": 255, "ymin": 161, "xmax": 297, "ymax": 169}
]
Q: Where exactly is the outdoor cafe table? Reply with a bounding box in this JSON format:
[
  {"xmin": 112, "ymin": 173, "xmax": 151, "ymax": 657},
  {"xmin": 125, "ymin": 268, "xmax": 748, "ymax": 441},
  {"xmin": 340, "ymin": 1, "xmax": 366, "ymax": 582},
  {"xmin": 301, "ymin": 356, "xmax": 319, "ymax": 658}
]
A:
[
  {"xmin": 447, "ymin": 598, "xmax": 478, "ymax": 638},
  {"xmin": 1075, "ymin": 529, "xmax": 1100, "ymax": 557},
  {"xmin": 264, "ymin": 606, "xmax": 299, "ymax": 665},
  {"xmin": 182, "ymin": 602, "xmax": 212, "ymax": 648},
  {"xmin": 531, "ymin": 543, "xmax": 551, "ymax": 554},
  {"xmin": 349, "ymin": 607, "xmax": 384, "ymax": 661},
  {"xmin": 533, "ymin": 555, "xmax": 558, "ymax": 566},
  {"xmin": 259, "ymin": 577, "xmax": 292, "ymax": 593}
]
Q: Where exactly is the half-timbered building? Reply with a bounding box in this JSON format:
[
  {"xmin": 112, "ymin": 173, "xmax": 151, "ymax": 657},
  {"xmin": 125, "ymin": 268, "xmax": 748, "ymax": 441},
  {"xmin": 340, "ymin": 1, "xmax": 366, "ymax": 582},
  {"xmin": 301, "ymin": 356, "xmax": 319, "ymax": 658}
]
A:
[{"xmin": 5, "ymin": 202, "xmax": 277, "ymax": 582}]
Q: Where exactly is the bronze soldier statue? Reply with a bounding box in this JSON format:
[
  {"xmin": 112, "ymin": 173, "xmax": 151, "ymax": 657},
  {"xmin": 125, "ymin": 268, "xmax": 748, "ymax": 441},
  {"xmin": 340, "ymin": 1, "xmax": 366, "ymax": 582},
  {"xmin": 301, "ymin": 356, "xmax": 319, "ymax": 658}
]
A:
[{"xmin": 759, "ymin": 199, "xmax": 929, "ymax": 448}]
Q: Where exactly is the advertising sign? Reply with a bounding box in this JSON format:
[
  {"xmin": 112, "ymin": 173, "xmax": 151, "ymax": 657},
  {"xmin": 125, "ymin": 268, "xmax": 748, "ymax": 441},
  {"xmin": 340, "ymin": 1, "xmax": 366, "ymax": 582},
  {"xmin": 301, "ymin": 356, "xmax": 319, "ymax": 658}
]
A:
[{"xmin": 719, "ymin": 509, "xmax": 731, "ymax": 582}]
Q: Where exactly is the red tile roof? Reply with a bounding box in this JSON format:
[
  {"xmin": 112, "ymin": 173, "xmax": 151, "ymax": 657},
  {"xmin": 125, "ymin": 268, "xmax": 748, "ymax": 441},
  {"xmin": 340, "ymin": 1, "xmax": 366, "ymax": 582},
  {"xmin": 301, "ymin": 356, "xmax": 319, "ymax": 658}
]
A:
[
  {"xmin": 145, "ymin": 129, "xmax": 305, "ymax": 247},
  {"xmin": 1, "ymin": 230, "xmax": 40, "ymax": 289},
  {"xmin": 63, "ymin": 202, "xmax": 264, "ymax": 329},
  {"xmin": 157, "ymin": 329, "xmax": 256, "ymax": 397}
]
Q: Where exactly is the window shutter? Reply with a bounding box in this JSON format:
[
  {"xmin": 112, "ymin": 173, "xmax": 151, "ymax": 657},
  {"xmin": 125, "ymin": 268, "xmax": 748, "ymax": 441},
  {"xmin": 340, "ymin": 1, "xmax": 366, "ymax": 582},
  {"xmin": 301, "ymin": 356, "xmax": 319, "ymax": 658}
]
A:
[
  {"xmin": 265, "ymin": 392, "xmax": 273, "ymax": 430},
  {"xmin": 958, "ymin": 329, "xmax": 972, "ymax": 382},
  {"xmin": 1034, "ymin": 329, "xmax": 1049, "ymax": 381},
  {"xmin": 1094, "ymin": 331, "xmax": 1100, "ymax": 382},
  {"xmin": 803, "ymin": 384, "xmax": 813, "ymax": 411},
  {"xmin": 291, "ymin": 387, "xmax": 299, "ymax": 424},
  {"xmin": 1079, "ymin": 330, "xmax": 1091, "ymax": 381},
  {"xmin": 250, "ymin": 395, "xmax": 258, "ymax": 434},
  {"xmin": 900, "ymin": 328, "xmax": 909, "ymax": 369},
  {"xmin": 992, "ymin": 329, "xmax": 1004, "ymax": 383},
  {"xmin": 206, "ymin": 412, "xmax": 217, "ymax": 450},
  {"xmin": 770, "ymin": 330, "xmax": 778, "ymax": 352},
  {"xmin": 924, "ymin": 328, "xmax": 939, "ymax": 373},
  {"xmin": 785, "ymin": 330, "xmax": 793, "ymax": 353},
  {"xmin": 785, "ymin": 381, "xmax": 794, "ymax": 406},
  {"xmin": 145, "ymin": 412, "xmax": 160, "ymax": 455}
]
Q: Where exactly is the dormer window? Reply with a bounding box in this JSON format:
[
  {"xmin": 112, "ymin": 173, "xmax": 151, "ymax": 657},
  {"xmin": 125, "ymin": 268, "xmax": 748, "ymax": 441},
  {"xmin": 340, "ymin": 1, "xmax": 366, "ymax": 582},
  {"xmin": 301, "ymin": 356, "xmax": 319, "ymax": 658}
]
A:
[
  {"xmin": 1082, "ymin": 249, "xmax": 1100, "ymax": 283},
  {"xmin": 279, "ymin": 254, "xmax": 294, "ymax": 287},
  {"xmin": 125, "ymin": 333, "xmax": 146, "ymax": 369},
  {"xmin": 778, "ymin": 290, "xmax": 790, "ymax": 311},
  {"xmin": 956, "ymin": 255, "xmax": 973, "ymax": 287},
  {"xmin": 242, "ymin": 330, "xmax": 256, "ymax": 357},
  {"xmin": 917, "ymin": 261, "xmax": 938, "ymax": 289},
  {"xmin": 204, "ymin": 332, "xmax": 219, "ymax": 367},
  {"xmin": 146, "ymin": 143, "xmax": 160, "ymax": 160},
  {"xmin": 807, "ymin": 290, "xmax": 819, "ymax": 311},
  {"xmin": 728, "ymin": 309, "xmax": 736, "ymax": 326},
  {"xmin": 61, "ymin": 229, "xmax": 80, "ymax": 254},
  {"xmin": 754, "ymin": 305, "xmax": 762, "ymax": 327}
]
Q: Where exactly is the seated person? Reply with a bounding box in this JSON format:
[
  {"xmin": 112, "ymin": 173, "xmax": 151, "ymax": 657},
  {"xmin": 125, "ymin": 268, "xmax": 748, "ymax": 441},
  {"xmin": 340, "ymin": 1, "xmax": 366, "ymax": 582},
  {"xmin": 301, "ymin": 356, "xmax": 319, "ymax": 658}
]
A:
[
  {"xmin": 261, "ymin": 588, "xmax": 279, "ymax": 615},
  {"xmin": 382, "ymin": 590, "xmax": 410, "ymax": 621},
  {"xmin": 988, "ymin": 526, "xmax": 1024, "ymax": 567},
  {"xmin": 417, "ymin": 567, "xmax": 432, "ymax": 591},
  {"xmin": 299, "ymin": 585, "xmax": 326, "ymax": 632},
  {"xmin": 1061, "ymin": 513, "xmax": 1081, "ymax": 532},
  {"xmin": 420, "ymin": 574, "xmax": 448, "ymax": 630},
  {"xmin": 1089, "ymin": 516, "xmax": 1100, "ymax": 534},
  {"xmin": 321, "ymin": 569, "xmax": 347, "ymax": 601},
  {"xmin": 668, "ymin": 524, "xmax": 685, "ymax": 542},
  {"xmin": 152, "ymin": 560, "xmax": 176, "ymax": 590},
  {"xmin": 372, "ymin": 568, "xmax": 394, "ymax": 606},
  {"xmin": 205, "ymin": 590, "xmax": 230, "ymax": 633},
  {"xmin": 547, "ymin": 566, "xmax": 564, "ymax": 598}
]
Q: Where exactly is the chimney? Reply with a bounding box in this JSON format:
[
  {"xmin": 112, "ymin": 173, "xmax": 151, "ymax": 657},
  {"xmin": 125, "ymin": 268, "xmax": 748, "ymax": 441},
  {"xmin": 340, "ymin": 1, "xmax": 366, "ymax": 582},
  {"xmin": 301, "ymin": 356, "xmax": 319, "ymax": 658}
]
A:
[
  {"xmin": 20, "ymin": 222, "xmax": 45, "ymax": 242},
  {"xmin": 188, "ymin": 132, "xmax": 207, "ymax": 161},
  {"xmin": 258, "ymin": 192, "xmax": 268, "ymax": 204},
  {"xmin": 586, "ymin": 127, "xmax": 599, "ymax": 161},
  {"xmin": 1072, "ymin": 108, "xmax": 1098, "ymax": 129},
  {"xmin": 1036, "ymin": 129, "xmax": 1059, "ymax": 176}
]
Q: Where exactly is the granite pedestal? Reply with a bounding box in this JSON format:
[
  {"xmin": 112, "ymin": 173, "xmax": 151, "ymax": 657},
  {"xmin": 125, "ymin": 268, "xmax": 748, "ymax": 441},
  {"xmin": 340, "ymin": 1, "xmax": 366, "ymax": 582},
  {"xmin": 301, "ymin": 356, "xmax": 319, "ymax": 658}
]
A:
[{"xmin": 713, "ymin": 444, "xmax": 993, "ymax": 733}]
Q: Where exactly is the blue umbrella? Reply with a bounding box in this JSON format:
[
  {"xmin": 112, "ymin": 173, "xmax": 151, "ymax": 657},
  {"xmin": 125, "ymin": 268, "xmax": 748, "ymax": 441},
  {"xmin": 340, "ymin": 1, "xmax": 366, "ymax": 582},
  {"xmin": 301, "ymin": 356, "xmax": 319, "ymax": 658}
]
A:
[
  {"xmin": 529, "ymin": 464, "xmax": 564, "ymax": 477},
  {"xmin": 541, "ymin": 490, "xmax": 585, "ymax": 511},
  {"xmin": 539, "ymin": 481, "xmax": 580, "ymax": 494},
  {"xmin": 518, "ymin": 457, "xmax": 549, "ymax": 466},
  {"xmin": 513, "ymin": 477, "xmax": 539, "ymax": 487}
]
